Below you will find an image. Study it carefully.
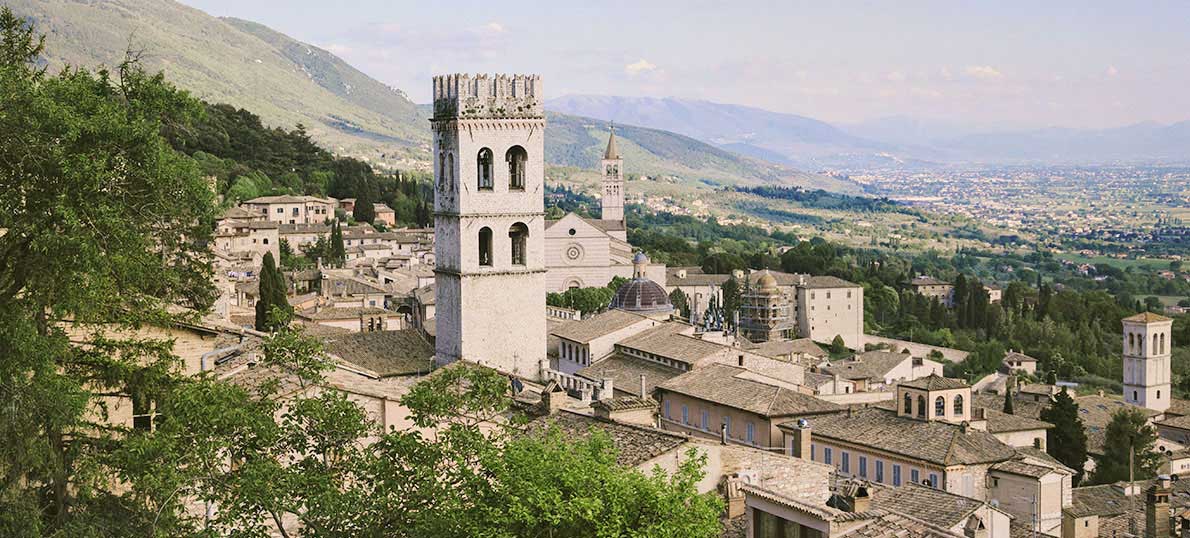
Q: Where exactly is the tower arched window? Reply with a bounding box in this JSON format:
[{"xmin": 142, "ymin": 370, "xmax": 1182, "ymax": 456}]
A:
[
  {"xmin": 446, "ymin": 153, "xmax": 455, "ymax": 192},
  {"xmin": 916, "ymin": 395, "xmax": 926, "ymax": 418},
  {"xmin": 509, "ymin": 222, "xmax": 528, "ymax": 266},
  {"xmin": 934, "ymin": 396, "xmax": 945, "ymax": 417},
  {"xmin": 953, "ymin": 394, "xmax": 963, "ymax": 416},
  {"xmin": 477, "ymin": 148, "xmax": 494, "ymax": 190},
  {"xmin": 1129, "ymin": 333, "xmax": 1135, "ymax": 352},
  {"xmin": 506, "ymin": 146, "xmax": 527, "ymax": 191},
  {"xmin": 478, "ymin": 227, "xmax": 493, "ymax": 266},
  {"xmin": 1161, "ymin": 333, "xmax": 1167, "ymax": 354},
  {"xmin": 903, "ymin": 392, "xmax": 912, "ymax": 414},
  {"xmin": 1154, "ymin": 333, "xmax": 1160, "ymax": 355}
]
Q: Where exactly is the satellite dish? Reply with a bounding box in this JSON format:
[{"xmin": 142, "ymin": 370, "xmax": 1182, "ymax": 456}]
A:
[
  {"xmin": 1173, "ymin": 474, "xmax": 1181, "ymax": 482},
  {"xmin": 797, "ymin": 418, "xmax": 810, "ymax": 429},
  {"xmin": 922, "ymin": 479, "xmax": 932, "ymax": 486}
]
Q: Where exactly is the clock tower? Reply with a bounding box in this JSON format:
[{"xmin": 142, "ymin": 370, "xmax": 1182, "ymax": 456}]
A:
[{"xmin": 600, "ymin": 126, "xmax": 626, "ymax": 240}]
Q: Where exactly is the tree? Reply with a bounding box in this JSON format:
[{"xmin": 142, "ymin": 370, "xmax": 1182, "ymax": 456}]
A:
[
  {"xmin": 1040, "ymin": 388, "xmax": 1089, "ymax": 484},
  {"xmin": 329, "ymin": 220, "xmax": 346, "ymax": 266},
  {"xmin": 127, "ymin": 336, "xmax": 724, "ymax": 538},
  {"xmin": 255, "ymin": 252, "xmax": 292, "ymax": 332},
  {"xmin": 830, "ymin": 335, "xmax": 848, "ymax": 355},
  {"xmin": 1045, "ymin": 369, "xmax": 1058, "ymax": 385},
  {"xmin": 669, "ymin": 288, "xmax": 690, "ymax": 318},
  {"xmin": 1003, "ymin": 377, "xmax": 1015, "ymax": 414},
  {"xmin": 721, "ymin": 276, "xmax": 741, "ymax": 328},
  {"xmin": 1090, "ymin": 407, "xmax": 1162, "ymax": 485},
  {"xmin": 353, "ymin": 180, "xmax": 376, "ymax": 224},
  {"xmin": 0, "ymin": 9, "xmax": 217, "ymax": 532}
]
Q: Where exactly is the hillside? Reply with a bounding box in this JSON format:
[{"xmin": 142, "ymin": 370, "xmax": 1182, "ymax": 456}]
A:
[
  {"xmin": 544, "ymin": 114, "xmax": 862, "ymax": 194},
  {"xmin": 13, "ymin": 0, "xmax": 855, "ymax": 192},
  {"xmin": 546, "ymin": 94, "xmax": 897, "ymax": 168},
  {"xmin": 8, "ymin": 0, "xmax": 429, "ymax": 165}
]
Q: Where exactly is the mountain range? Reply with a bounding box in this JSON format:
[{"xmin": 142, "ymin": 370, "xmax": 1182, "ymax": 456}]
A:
[
  {"xmin": 11, "ymin": 0, "xmax": 846, "ymax": 192},
  {"xmin": 547, "ymin": 95, "xmax": 1190, "ymax": 167}
]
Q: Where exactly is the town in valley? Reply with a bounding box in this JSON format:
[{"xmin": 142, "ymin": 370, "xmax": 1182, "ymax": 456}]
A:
[{"xmin": 5, "ymin": 2, "xmax": 1190, "ymax": 538}]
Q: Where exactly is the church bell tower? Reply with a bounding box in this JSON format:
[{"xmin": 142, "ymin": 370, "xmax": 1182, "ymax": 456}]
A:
[
  {"xmin": 600, "ymin": 126, "xmax": 625, "ymax": 239},
  {"xmin": 431, "ymin": 74, "xmax": 547, "ymax": 378},
  {"xmin": 1122, "ymin": 312, "xmax": 1172, "ymax": 412}
]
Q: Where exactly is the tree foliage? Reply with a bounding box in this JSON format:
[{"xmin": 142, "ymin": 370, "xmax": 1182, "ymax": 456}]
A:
[
  {"xmin": 0, "ymin": 8, "xmax": 215, "ymax": 533},
  {"xmin": 1090, "ymin": 407, "xmax": 1161, "ymax": 485},
  {"xmin": 255, "ymin": 252, "xmax": 292, "ymax": 332},
  {"xmin": 1040, "ymin": 388, "xmax": 1088, "ymax": 484}
]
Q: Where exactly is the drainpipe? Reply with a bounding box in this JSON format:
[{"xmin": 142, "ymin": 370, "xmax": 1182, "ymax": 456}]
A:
[{"xmin": 199, "ymin": 345, "xmax": 241, "ymax": 372}]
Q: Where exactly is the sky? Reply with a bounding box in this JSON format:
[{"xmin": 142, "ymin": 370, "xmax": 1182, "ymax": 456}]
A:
[{"xmin": 182, "ymin": 0, "xmax": 1190, "ymax": 130}]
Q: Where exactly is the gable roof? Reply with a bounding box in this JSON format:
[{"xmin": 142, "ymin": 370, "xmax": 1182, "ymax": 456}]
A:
[
  {"xmin": 550, "ymin": 309, "xmax": 652, "ymax": 344},
  {"xmin": 524, "ymin": 410, "xmax": 687, "ymax": 467},
  {"xmin": 784, "ymin": 407, "xmax": 1017, "ymax": 466},
  {"xmin": 576, "ymin": 353, "xmax": 683, "ymax": 398},
  {"xmin": 324, "ymin": 329, "xmax": 434, "ymax": 377},
  {"xmin": 822, "ymin": 351, "xmax": 913, "ymax": 381},
  {"xmin": 616, "ymin": 322, "xmax": 724, "ymax": 364},
  {"xmin": 657, "ymin": 363, "xmax": 842, "ymax": 418},
  {"xmin": 870, "ymin": 482, "xmax": 984, "ymax": 530},
  {"xmin": 746, "ymin": 338, "xmax": 828, "ymax": 360}
]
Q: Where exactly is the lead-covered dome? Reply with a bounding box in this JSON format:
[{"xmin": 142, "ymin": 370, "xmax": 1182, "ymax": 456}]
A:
[
  {"xmin": 610, "ymin": 252, "xmax": 673, "ymax": 315},
  {"xmin": 610, "ymin": 278, "xmax": 672, "ymax": 313}
]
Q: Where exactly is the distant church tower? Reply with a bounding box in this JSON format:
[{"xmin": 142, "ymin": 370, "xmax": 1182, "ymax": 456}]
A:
[
  {"xmin": 431, "ymin": 74, "xmax": 547, "ymax": 378},
  {"xmin": 1122, "ymin": 312, "xmax": 1172, "ymax": 412},
  {"xmin": 600, "ymin": 126, "xmax": 626, "ymax": 241}
]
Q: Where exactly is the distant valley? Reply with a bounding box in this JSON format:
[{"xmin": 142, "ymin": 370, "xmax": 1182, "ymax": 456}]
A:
[{"xmin": 548, "ymin": 95, "xmax": 1190, "ymax": 167}]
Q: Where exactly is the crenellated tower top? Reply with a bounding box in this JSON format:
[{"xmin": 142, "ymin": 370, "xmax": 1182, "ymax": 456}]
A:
[{"xmin": 432, "ymin": 73, "xmax": 543, "ymax": 120}]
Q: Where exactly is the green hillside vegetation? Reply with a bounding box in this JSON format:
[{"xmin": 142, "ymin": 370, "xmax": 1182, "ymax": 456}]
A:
[
  {"xmin": 167, "ymin": 101, "xmax": 432, "ymax": 228},
  {"xmin": 9, "ymin": 0, "xmax": 428, "ymax": 161},
  {"xmin": 545, "ymin": 113, "xmax": 854, "ymax": 191}
]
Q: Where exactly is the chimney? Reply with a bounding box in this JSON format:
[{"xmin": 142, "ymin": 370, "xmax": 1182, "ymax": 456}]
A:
[
  {"xmin": 720, "ymin": 423, "xmax": 728, "ymax": 445},
  {"xmin": 841, "ymin": 485, "xmax": 872, "ymax": 513},
  {"xmin": 639, "ymin": 374, "xmax": 647, "ymax": 398},
  {"xmin": 1146, "ymin": 475, "xmax": 1172, "ymax": 538},
  {"xmin": 720, "ymin": 472, "xmax": 753, "ymax": 519},
  {"xmin": 789, "ymin": 419, "xmax": 812, "ymax": 460}
]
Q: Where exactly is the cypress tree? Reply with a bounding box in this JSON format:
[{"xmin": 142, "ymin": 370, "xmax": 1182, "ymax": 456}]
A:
[
  {"xmin": 1003, "ymin": 376, "xmax": 1015, "ymax": 414},
  {"xmin": 353, "ymin": 181, "xmax": 376, "ymax": 224},
  {"xmin": 330, "ymin": 220, "xmax": 345, "ymax": 266},
  {"xmin": 1040, "ymin": 388, "xmax": 1088, "ymax": 484},
  {"xmin": 255, "ymin": 252, "xmax": 291, "ymax": 331}
]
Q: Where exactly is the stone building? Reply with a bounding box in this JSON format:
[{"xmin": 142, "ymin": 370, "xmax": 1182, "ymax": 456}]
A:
[
  {"xmin": 1122, "ymin": 311, "xmax": 1173, "ymax": 412},
  {"xmin": 242, "ymin": 194, "xmax": 336, "ymax": 225},
  {"xmin": 431, "ymin": 73, "xmax": 546, "ymax": 378},
  {"xmin": 910, "ymin": 276, "xmax": 954, "ymax": 307},
  {"xmin": 795, "ymin": 276, "xmax": 864, "ymax": 350}
]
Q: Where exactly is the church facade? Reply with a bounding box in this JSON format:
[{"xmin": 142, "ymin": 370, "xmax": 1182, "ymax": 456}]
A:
[{"xmin": 544, "ymin": 128, "xmax": 665, "ymax": 291}]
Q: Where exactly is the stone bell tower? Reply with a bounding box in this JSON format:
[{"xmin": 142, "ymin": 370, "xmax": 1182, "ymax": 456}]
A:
[
  {"xmin": 600, "ymin": 126, "xmax": 626, "ymax": 240},
  {"xmin": 431, "ymin": 73, "xmax": 547, "ymax": 378},
  {"xmin": 1122, "ymin": 312, "xmax": 1172, "ymax": 412}
]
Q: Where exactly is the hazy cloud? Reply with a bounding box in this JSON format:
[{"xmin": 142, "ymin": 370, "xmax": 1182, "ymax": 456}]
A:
[
  {"xmin": 1106, "ymin": 65, "xmax": 1119, "ymax": 77},
  {"xmin": 964, "ymin": 65, "xmax": 1003, "ymax": 80},
  {"xmin": 625, "ymin": 59, "xmax": 658, "ymax": 76},
  {"xmin": 885, "ymin": 71, "xmax": 906, "ymax": 82},
  {"xmin": 484, "ymin": 22, "xmax": 505, "ymax": 33}
]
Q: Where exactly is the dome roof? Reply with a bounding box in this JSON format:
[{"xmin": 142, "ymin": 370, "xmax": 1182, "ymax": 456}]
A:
[
  {"xmin": 610, "ymin": 277, "xmax": 672, "ymax": 314},
  {"xmin": 756, "ymin": 270, "xmax": 779, "ymax": 290},
  {"xmin": 633, "ymin": 251, "xmax": 649, "ymax": 265}
]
